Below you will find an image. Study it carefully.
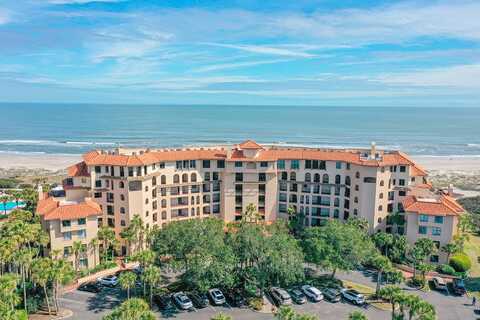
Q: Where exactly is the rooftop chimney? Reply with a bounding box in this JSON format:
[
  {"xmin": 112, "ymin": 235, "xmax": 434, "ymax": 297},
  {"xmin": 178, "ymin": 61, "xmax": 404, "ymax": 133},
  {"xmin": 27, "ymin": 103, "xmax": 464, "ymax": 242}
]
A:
[
  {"xmin": 37, "ymin": 185, "xmax": 44, "ymax": 201},
  {"xmin": 448, "ymin": 184, "xmax": 454, "ymax": 197},
  {"xmin": 370, "ymin": 141, "xmax": 377, "ymax": 159}
]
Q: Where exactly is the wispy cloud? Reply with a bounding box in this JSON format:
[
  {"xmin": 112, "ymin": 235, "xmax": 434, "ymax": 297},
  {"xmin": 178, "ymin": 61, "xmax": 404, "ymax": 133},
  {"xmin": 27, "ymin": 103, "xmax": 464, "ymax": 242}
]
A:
[
  {"xmin": 201, "ymin": 43, "xmax": 317, "ymax": 57},
  {"xmin": 0, "ymin": 9, "xmax": 11, "ymax": 25},
  {"xmin": 192, "ymin": 59, "xmax": 291, "ymax": 73}
]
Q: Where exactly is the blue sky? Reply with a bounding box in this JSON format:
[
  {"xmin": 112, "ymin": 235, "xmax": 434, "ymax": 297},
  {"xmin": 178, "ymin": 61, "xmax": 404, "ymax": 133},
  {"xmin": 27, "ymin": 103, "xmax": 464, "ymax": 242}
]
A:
[{"xmin": 0, "ymin": 0, "xmax": 480, "ymax": 106}]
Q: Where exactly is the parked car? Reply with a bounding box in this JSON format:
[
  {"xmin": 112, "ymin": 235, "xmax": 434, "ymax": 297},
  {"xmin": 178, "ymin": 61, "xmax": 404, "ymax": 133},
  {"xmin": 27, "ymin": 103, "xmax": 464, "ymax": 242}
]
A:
[
  {"xmin": 452, "ymin": 278, "xmax": 466, "ymax": 296},
  {"xmin": 341, "ymin": 289, "xmax": 365, "ymax": 305},
  {"xmin": 224, "ymin": 289, "xmax": 246, "ymax": 307},
  {"xmin": 208, "ymin": 288, "xmax": 226, "ymax": 305},
  {"xmin": 172, "ymin": 292, "xmax": 193, "ymax": 310},
  {"xmin": 154, "ymin": 294, "xmax": 176, "ymax": 311},
  {"xmin": 270, "ymin": 287, "xmax": 292, "ymax": 306},
  {"xmin": 432, "ymin": 277, "xmax": 448, "ymax": 292},
  {"xmin": 301, "ymin": 285, "xmax": 323, "ymax": 302},
  {"xmin": 189, "ymin": 292, "xmax": 209, "ymax": 308},
  {"xmin": 78, "ymin": 282, "xmax": 102, "ymax": 293},
  {"xmin": 323, "ymin": 288, "xmax": 341, "ymax": 303},
  {"xmin": 97, "ymin": 275, "xmax": 118, "ymax": 287},
  {"xmin": 288, "ymin": 288, "xmax": 307, "ymax": 304}
]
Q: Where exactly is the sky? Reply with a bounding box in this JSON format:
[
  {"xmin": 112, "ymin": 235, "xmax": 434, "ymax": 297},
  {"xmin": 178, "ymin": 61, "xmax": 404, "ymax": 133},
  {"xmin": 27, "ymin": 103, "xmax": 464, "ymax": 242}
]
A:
[{"xmin": 0, "ymin": 0, "xmax": 480, "ymax": 106}]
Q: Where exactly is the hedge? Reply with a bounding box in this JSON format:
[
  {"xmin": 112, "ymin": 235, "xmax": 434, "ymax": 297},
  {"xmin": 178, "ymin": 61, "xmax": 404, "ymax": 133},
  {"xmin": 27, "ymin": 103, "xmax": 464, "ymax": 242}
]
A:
[
  {"xmin": 449, "ymin": 253, "xmax": 472, "ymax": 272},
  {"xmin": 437, "ymin": 264, "xmax": 456, "ymax": 275}
]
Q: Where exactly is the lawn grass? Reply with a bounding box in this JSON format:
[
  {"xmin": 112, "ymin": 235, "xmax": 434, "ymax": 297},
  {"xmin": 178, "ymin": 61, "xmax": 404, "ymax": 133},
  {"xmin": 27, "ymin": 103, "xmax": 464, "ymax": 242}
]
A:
[{"xmin": 342, "ymin": 280, "xmax": 391, "ymax": 311}]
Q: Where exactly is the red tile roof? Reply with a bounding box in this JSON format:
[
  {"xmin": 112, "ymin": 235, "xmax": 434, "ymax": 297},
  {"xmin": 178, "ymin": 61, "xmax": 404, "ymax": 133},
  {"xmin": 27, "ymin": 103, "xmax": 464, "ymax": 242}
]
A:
[
  {"xmin": 37, "ymin": 197, "xmax": 101, "ymax": 221},
  {"xmin": 80, "ymin": 142, "xmax": 427, "ymax": 175},
  {"xmin": 402, "ymin": 195, "xmax": 464, "ymax": 216},
  {"xmin": 67, "ymin": 161, "xmax": 89, "ymax": 177},
  {"xmin": 238, "ymin": 140, "xmax": 263, "ymax": 149}
]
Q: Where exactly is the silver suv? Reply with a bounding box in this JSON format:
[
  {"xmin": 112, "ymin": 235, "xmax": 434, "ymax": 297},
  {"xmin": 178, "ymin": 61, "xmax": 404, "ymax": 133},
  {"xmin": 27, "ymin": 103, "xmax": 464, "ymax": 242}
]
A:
[{"xmin": 270, "ymin": 287, "xmax": 292, "ymax": 306}]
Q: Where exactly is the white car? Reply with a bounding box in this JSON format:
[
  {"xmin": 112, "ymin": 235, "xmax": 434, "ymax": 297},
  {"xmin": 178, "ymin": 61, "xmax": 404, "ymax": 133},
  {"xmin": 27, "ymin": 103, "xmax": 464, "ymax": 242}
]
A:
[
  {"xmin": 97, "ymin": 275, "xmax": 118, "ymax": 287},
  {"xmin": 432, "ymin": 277, "xmax": 448, "ymax": 292},
  {"xmin": 208, "ymin": 288, "xmax": 226, "ymax": 305},
  {"xmin": 301, "ymin": 285, "xmax": 323, "ymax": 302},
  {"xmin": 172, "ymin": 292, "xmax": 193, "ymax": 310},
  {"xmin": 341, "ymin": 289, "xmax": 365, "ymax": 305}
]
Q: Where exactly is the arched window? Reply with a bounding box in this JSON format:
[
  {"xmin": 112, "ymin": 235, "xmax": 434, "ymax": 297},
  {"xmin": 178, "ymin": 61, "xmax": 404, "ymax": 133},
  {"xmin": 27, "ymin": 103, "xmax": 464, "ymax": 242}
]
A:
[
  {"xmin": 182, "ymin": 173, "xmax": 188, "ymax": 183},
  {"xmin": 290, "ymin": 172, "xmax": 296, "ymax": 181},
  {"xmin": 191, "ymin": 196, "xmax": 195, "ymax": 204},
  {"xmin": 354, "ymin": 196, "xmax": 358, "ymax": 203},
  {"xmin": 378, "ymin": 205, "xmax": 383, "ymax": 211},
  {"xmin": 305, "ymin": 173, "xmax": 311, "ymax": 182},
  {"xmin": 191, "ymin": 208, "xmax": 195, "ymax": 216},
  {"xmin": 335, "ymin": 175, "xmax": 341, "ymax": 184},
  {"xmin": 314, "ymin": 173, "xmax": 320, "ymax": 183},
  {"xmin": 161, "ymin": 175, "xmax": 166, "ymax": 184},
  {"xmin": 334, "ymin": 198, "xmax": 340, "ymax": 207},
  {"xmin": 152, "ymin": 176, "xmax": 157, "ymax": 186},
  {"xmin": 281, "ymin": 172, "xmax": 288, "ymax": 180},
  {"xmin": 355, "ymin": 171, "xmax": 360, "ymax": 179},
  {"xmin": 145, "ymin": 198, "xmax": 149, "ymax": 204},
  {"xmin": 161, "ymin": 199, "xmax": 167, "ymax": 208},
  {"xmin": 120, "ymin": 194, "xmax": 125, "ymax": 201},
  {"xmin": 119, "ymin": 181, "xmax": 125, "ymax": 188},
  {"xmin": 190, "ymin": 173, "xmax": 197, "ymax": 182},
  {"xmin": 322, "ymin": 174, "xmax": 329, "ymax": 184},
  {"xmin": 120, "ymin": 207, "xmax": 125, "ymax": 214},
  {"xmin": 380, "ymin": 180, "xmax": 384, "ymax": 187},
  {"xmin": 354, "ymin": 209, "xmax": 358, "ymax": 215},
  {"xmin": 145, "ymin": 186, "xmax": 149, "ymax": 192},
  {"xmin": 196, "ymin": 196, "xmax": 200, "ymax": 204},
  {"xmin": 345, "ymin": 176, "xmax": 351, "ymax": 186},
  {"xmin": 173, "ymin": 174, "xmax": 180, "ymax": 183},
  {"xmin": 379, "ymin": 193, "xmax": 384, "ymax": 199}
]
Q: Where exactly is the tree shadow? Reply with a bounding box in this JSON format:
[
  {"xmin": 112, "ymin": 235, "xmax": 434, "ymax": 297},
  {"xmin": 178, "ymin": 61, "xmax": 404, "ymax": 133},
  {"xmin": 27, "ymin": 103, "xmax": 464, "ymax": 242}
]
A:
[{"xmin": 86, "ymin": 287, "xmax": 124, "ymax": 313}]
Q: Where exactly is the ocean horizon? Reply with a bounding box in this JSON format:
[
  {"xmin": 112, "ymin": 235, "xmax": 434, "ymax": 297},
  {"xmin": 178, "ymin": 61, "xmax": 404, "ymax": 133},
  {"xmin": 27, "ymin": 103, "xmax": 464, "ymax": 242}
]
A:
[{"xmin": 1, "ymin": 103, "xmax": 479, "ymax": 157}]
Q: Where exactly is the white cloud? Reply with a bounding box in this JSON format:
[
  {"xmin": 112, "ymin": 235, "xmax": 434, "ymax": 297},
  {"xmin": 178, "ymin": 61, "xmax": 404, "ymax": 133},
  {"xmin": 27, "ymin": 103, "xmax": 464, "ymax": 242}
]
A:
[
  {"xmin": 201, "ymin": 43, "xmax": 316, "ymax": 57},
  {"xmin": 376, "ymin": 64, "xmax": 480, "ymax": 88},
  {"xmin": 192, "ymin": 59, "xmax": 291, "ymax": 73}
]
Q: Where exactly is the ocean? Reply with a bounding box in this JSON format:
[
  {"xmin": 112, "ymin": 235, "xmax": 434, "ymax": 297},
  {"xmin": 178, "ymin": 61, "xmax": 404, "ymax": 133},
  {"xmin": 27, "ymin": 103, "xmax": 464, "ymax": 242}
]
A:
[{"xmin": 0, "ymin": 103, "xmax": 479, "ymax": 156}]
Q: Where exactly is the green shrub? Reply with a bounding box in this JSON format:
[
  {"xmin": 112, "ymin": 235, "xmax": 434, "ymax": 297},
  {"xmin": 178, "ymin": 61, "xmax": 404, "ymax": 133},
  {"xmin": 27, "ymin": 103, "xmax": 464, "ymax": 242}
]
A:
[
  {"xmin": 0, "ymin": 178, "xmax": 21, "ymax": 188},
  {"xmin": 408, "ymin": 276, "xmax": 426, "ymax": 288},
  {"xmin": 449, "ymin": 253, "xmax": 472, "ymax": 272},
  {"xmin": 437, "ymin": 264, "xmax": 456, "ymax": 275}
]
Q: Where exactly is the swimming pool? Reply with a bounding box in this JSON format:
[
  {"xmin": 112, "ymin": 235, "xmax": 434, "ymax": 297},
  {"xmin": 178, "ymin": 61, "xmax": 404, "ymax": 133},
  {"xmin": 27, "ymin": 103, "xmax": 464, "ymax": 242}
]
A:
[{"xmin": 0, "ymin": 201, "xmax": 26, "ymax": 211}]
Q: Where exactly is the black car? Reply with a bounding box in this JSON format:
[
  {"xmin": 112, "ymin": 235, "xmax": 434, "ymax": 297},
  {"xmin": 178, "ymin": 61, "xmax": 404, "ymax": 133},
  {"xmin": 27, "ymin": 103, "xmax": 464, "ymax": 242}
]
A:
[
  {"xmin": 189, "ymin": 292, "xmax": 209, "ymax": 308},
  {"xmin": 154, "ymin": 294, "xmax": 176, "ymax": 311},
  {"xmin": 78, "ymin": 282, "xmax": 102, "ymax": 293},
  {"xmin": 224, "ymin": 289, "xmax": 246, "ymax": 307},
  {"xmin": 289, "ymin": 288, "xmax": 307, "ymax": 304}
]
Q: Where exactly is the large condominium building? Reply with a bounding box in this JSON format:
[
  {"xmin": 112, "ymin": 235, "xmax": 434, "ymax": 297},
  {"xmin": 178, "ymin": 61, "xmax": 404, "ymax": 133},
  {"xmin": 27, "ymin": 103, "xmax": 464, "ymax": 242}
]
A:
[{"xmin": 39, "ymin": 140, "xmax": 464, "ymax": 268}]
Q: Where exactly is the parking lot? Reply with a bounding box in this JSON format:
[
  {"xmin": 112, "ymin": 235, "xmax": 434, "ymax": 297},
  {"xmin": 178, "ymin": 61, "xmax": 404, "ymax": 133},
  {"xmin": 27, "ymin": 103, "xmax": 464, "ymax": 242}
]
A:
[{"xmin": 59, "ymin": 270, "xmax": 477, "ymax": 320}]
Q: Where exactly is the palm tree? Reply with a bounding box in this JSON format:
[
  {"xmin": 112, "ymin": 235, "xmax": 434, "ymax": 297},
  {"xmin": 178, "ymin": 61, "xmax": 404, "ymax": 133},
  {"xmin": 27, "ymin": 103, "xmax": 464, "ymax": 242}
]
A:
[
  {"xmin": 0, "ymin": 273, "xmax": 20, "ymax": 313},
  {"xmin": 120, "ymin": 228, "xmax": 135, "ymax": 257},
  {"xmin": 72, "ymin": 241, "xmax": 85, "ymax": 272},
  {"xmin": 50, "ymin": 258, "xmax": 75, "ymax": 313},
  {"xmin": 129, "ymin": 215, "xmax": 145, "ymax": 252},
  {"xmin": 119, "ymin": 271, "xmax": 137, "ymax": 299},
  {"xmin": 31, "ymin": 258, "xmax": 53, "ymax": 315},
  {"xmin": 371, "ymin": 254, "xmax": 392, "ymax": 295},
  {"xmin": 276, "ymin": 305, "xmax": 296, "ymax": 320},
  {"xmin": 0, "ymin": 195, "xmax": 12, "ymax": 215},
  {"xmin": 14, "ymin": 248, "xmax": 36, "ymax": 311},
  {"xmin": 89, "ymin": 237, "xmax": 99, "ymax": 267},
  {"xmin": 378, "ymin": 285, "xmax": 403, "ymax": 320},
  {"xmin": 102, "ymin": 298, "xmax": 155, "ymax": 320},
  {"xmin": 98, "ymin": 226, "xmax": 116, "ymax": 263},
  {"xmin": 132, "ymin": 250, "xmax": 155, "ymax": 297},
  {"xmin": 441, "ymin": 243, "xmax": 459, "ymax": 262},
  {"xmin": 349, "ymin": 311, "xmax": 368, "ymax": 320},
  {"xmin": 142, "ymin": 265, "xmax": 161, "ymax": 306}
]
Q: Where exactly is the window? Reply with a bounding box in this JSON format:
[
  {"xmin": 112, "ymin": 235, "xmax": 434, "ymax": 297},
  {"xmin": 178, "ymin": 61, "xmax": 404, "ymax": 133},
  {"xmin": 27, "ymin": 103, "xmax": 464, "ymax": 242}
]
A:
[
  {"xmin": 161, "ymin": 175, "xmax": 166, "ymax": 184},
  {"xmin": 78, "ymin": 229, "xmax": 86, "ymax": 239},
  {"xmin": 259, "ymin": 173, "xmax": 266, "ymax": 182},
  {"xmin": 176, "ymin": 161, "xmax": 182, "ymax": 169},
  {"xmin": 235, "ymin": 173, "xmax": 243, "ymax": 182},
  {"xmin": 235, "ymin": 161, "xmax": 243, "ymax": 168},
  {"xmin": 120, "ymin": 194, "xmax": 125, "ymax": 201},
  {"xmin": 419, "ymin": 214, "xmax": 429, "ymax": 222},
  {"xmin": 345, "ymin": 176, "xmax": 351, "ymax": 186},
  {"xmin": 434, "ymin": 216, "xmax": 444, "ymax": 224},
  {"xmin": 291, "ymin": 160, "xmax": 300, "ymax": 169},
  {"xmin": 78, "ymin": 218, "xmax": 86, "ymax": 225},
  {"xmin": 63, "ymin": 246, "xmax": 72, "ymax": 256},
  {"xmin": 430, "ymin": 255, "xmax": 439, "ymax": 263},
  {"xmin": 380, "ymin": 180, "xmax": 384, "ymax": 187},
  {"xmin": 63, "ymin": 232, "xmax": 72, "ymax": 240},
  {"xmin": 94, "ymin": 192, "xmax": 102, "ymax": 198},
  {"xmin": 95, "ymin": 166, "xmax": 101, "ymax": 173},
  {"xmin": 182, "ymin": 173, "xmax": 188, "ymax": 183},
  {"xmin": 418, "ymin": 226, "xmax": 427, "ymax": 234},
  {"xmin": 432, "ymin": 227, "xmax": 441, "ymax": 236},
  {"xmin": 322, "ymin": 174, "xmax": 329, "ymax": 184},
  {"xmin": 95, "ymin": 180, "xmax": 102, "ymax": 188},
  {"xmin": 399, "ymin": 179, "xmax": 405, "ymax": 186},
  {"xmin": 364, "ymin": 177, "xmax": 377, "ymax": 183},
  {"xmin": 191, "ymin": 173, "xmax": 197, "ymax": 182},
  {"xmin": 336, "ymin": 161, "xmax": 342, "ymax": 169},
  {"xmin": 190, "ymin": 160, "xmax": 196, "ymax": 168},
  {"xmin": 400, "ymin": 165, "xmax": 406, "ymax": 172},
  {"xmin": 290, "ymin": 172, "xmax": 296, "ymax": 181},
  {"xmin": 173, "ymin": 174, "xmax": 180, "ymax": 183},
  {"xmin": 204, "ymin": 172, "xmax": 210, "ymax": 181},
  {"xmin": 213, "ymin": 172, "xmax": 219, "ymax": 181},
  {"xmin": 202, "ymin": 160, "xmax": 211, "ymax": 168},
  {"xmin": 121, "ymin": 220, "xmax": 126, "ymax": 227},
  {"xmin": 305, "ymin": 160, "xmax": 312, "ymax": 169},
  {"xmin": 335, "ymin": 175, "xmax": 341, "ymax": 184},
  {"xmin": 120, "ymin": 207, "xmax": 126, "ymax": 214},
  {"xmin": 378, "ymin": 205, "xmax": 383, "ymax": 211},
  {"xmin": 277, "ymin": 160, "xmax": 285, "ymax": 169},
  {"xmin": 399, "ymin": 190, "xmax": 406, "ymax": 196},
  {"xmin": 260, "ymin": 161, "xmax": 268, "ymax": 168},
  {"xmin": 305, "ymin": 173, "xmax": 311, "ymax": 182},
  {"xmin": 62, "ymin": 220, "xmax": 71, "ymax": 227},
  {"xmin": 217, "ymin": 160, "xmax": 225, "ymax": 168}
]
